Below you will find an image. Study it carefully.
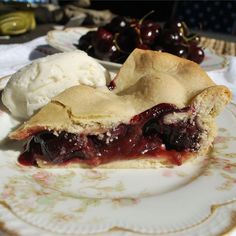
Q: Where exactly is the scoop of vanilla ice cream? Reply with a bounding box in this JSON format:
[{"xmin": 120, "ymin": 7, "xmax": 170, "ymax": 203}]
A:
[{"xmin": 2, "ymin": 51, "xmax": 110, "ymax": 119}]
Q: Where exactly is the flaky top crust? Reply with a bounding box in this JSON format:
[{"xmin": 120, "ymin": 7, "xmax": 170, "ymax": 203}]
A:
[
  {"xmin": 113, "ymin": 49, "xmax": 215, "ymax": 98},
  {"xmin": 10, "ymin": 49, "xmax": 232, "ymax": 140}
]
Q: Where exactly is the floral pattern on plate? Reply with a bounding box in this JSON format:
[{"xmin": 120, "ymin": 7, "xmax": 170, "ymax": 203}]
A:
[{"xmin": 0, "ymin": 104, "xmax": 236, "ymax": 235}]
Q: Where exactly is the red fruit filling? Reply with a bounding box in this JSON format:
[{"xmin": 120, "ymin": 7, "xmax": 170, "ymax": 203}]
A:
[{"xmin": 19, "ymin": 103, "xmax": 202, "ymax": 167}]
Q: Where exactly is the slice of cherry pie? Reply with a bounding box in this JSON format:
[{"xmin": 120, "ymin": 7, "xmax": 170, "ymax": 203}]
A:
[{"xmin": 10, "ymin": 49, "xmax": 232, "ymax": 168}]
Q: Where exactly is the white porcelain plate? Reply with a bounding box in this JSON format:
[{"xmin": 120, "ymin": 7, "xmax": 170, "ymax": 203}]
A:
[
  {"xmin": 0, "ymin": 102, "xmax": 236, "ymax": 236},
  {"xmin": 46, "ymin": 27, "xmax": 228, "ymax": 73}
]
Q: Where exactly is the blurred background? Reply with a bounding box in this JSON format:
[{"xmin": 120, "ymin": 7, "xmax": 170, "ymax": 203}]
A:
[
  {"xmin": 90, "ymin": 0, "xmax": 236, "ymax": 35},
  {"xmin": 0, "ymin": 0, "xmax": 236, "ymax": 34},
  {"xmin": 0, "ymin": 0, "xmax": 236, "ymax": 50}
]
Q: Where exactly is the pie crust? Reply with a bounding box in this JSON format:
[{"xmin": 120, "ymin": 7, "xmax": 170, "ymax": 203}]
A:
[{"xmin": 9, "ymin": 49, "xmax": 232, "ymax": 168}]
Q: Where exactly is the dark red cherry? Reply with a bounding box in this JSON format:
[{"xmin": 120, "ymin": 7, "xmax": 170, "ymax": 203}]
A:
[
  {"xmin": 137, "ymin": 43, "xmax": 150, "ymax": 50},
  {"xmin": 86, "ymin": 46, "xmax": 95, "ymax": 57},
  {"xmin": 77, "ymin": 31, "xmax": 95, "ymax": 52},
  {"xmin": 94, "ymin": 27, "xmax": 113, "ymax": 44},
  {"xmin": 164, "ymin": 20, "xmax": 189, "ymax": 36},
  {"xmin": 105, "ymin": 16, "xmax": 128, "ymax": 33},
  {"xmin": 170, "ymin": 44, "xmax": 189, "ymax": 58},
  {"xmin": 141, "ymin": 19, "xmax": 157, "ymax": 28},
  {"xmin": 153, "ymin": 45, "xmax": 166, "ymax": 52},
  {"xmin": 94, "ymin": 40, "xmax": 128, "ymax": 63},
  {"xmin": 141, "ymin": 24, "xmax": 161, "ymax": 46},
  {"xmin": 116, "ymin": 27, "xmax": 140, "ymax": 52},
  {"xmin": 188, "ymin": 45, "xmax": 205, "ymax": 64},
  {"xmin": 131, "ymin": 11, "xmax": 156, "ymax": 30},
  {"xmin": 110, "ymin": 50, "xmax": 128, "ymax": 63},
  {"xmin": 94, "ymin": 43, "xmax": 114, "ymax": 61},
  {"xmin": 162, "ymin": 29, "xmax": 182, "ymax": 46},
  {"xmin": 92, "ymin": 28, "xmax": 114, "ymax": 59},
  {"xmin": 108, "ymin": 44, "xmax": 128, "ymax": 63}
]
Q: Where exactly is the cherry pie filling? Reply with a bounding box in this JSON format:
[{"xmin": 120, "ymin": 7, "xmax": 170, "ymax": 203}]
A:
[{"xmin": 19, "ymin": 103, "xmax": 203, "ymax": 167}]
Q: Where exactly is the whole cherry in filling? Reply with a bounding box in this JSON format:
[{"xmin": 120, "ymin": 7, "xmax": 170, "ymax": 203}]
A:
[{"xmin": 19, "ymin": 103, "xmax": 203, "ymax": 167}]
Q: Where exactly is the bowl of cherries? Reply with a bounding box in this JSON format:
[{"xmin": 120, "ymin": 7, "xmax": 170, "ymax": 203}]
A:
[{"xmin": 76, "ymin": 12, "xmax": 205, "ymax": 66}]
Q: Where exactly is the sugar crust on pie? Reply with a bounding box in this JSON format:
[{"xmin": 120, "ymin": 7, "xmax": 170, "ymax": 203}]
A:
[{"xmin": 9, "ymin": 49, "xmax": 232, "ymax": 168}]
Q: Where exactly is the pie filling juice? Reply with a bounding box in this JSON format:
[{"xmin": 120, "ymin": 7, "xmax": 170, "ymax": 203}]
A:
[{"xmin": 19, "ymin": 103, "xmax": 202, "ymax": 167}]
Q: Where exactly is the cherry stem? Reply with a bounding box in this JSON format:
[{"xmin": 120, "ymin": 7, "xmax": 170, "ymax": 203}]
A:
[
  {"xmin": 113, "ymin": 33, "xmax": 129, "ymax": 54},
  {"xmin": 182, "ymin": 21, "xmax": 188, "ymax": 32},
  {"xmin": 139, "ymin": 10, "xmax": 155, "ymax": 25},
  {"xmin": 182, "ymin": 33, "xmax": 198, "ymax": 42}
]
